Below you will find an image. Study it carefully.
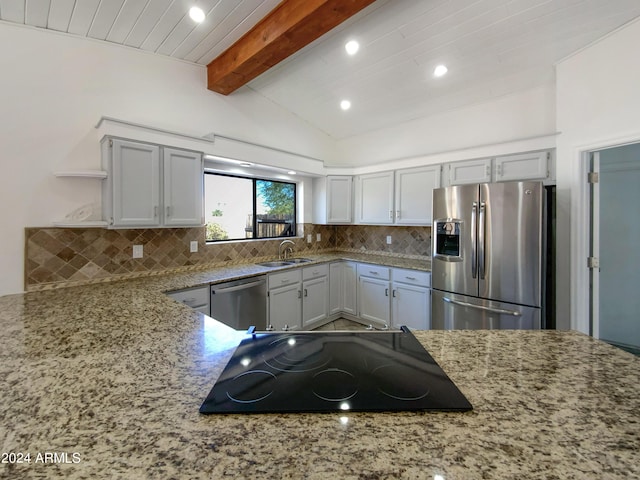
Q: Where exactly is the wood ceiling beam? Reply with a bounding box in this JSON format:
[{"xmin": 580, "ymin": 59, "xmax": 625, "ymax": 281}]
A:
[{"xmin": 206, "ymin": 0, "xmax": 376, "ymax": 95}]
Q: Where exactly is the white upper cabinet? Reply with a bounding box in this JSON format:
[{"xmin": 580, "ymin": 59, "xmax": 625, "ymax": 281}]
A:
[
  {"xmin": 355, "ymin": 171, "xmax": 395, "ymax": 224},
  {"xmin": 104, "ymin": 138, "xmax": 161, "ymax": 227},
  {"xmin": 444, "ymin": 150, "xmax": 554, "ymax": 186},
  {"xmin": 355, "ymin": 167, "xmax": 439, "ymax": 225},
  {"xmin": 163, "ymin": 148, "xmax": 204, "ymax": 227},
  {"xmin": 446, "ymin": 158, "xmax": 492, "ymax": 186},
  {"xmin": 102, "ymin": 138, "xmax": 203, "ymax": 228},
  {"xmin": 494, "ymin": 151, "xmax": 551, "ymax": 182},
  {"xmin": 394, "ymin": 166, "xmax": 440, "ymax": 225},
  {"xmin": 313, "ymin": 175, "xmax": 353, "ymax": 224}
]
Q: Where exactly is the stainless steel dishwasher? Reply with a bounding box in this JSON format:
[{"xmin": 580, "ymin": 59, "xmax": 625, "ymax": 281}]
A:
[{"xmin": 210, "ymin": 276, "xmax": 267, "ymax": 330}]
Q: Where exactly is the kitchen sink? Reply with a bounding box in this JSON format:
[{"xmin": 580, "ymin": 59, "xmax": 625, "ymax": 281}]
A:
[
  {"xmin": 257, "ymin": 261, "xmax": 293, "ymax": 267},
  {"xmin": 286, "ymin": 258, "xmax": 312, "ymax": 264},
  {"xmin": 256, "ymin": 258, "xmax": 313, "ymax": 268}
]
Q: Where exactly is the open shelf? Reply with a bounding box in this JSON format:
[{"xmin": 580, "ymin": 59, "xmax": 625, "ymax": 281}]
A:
[{"xmin": 54, "ymin": 170, "xmax": 108, "ymax": 178}]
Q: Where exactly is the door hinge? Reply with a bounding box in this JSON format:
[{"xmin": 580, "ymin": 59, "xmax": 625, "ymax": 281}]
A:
[
  {"xmin": 588, "ymin": 172, "xmax": 599, "ymax": 184},
  {"xmin": 587, "ymin": 257, "xmax": 600, "ymax": 269}
]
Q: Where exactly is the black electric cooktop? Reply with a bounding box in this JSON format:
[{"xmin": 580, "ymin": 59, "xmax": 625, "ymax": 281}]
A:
[{"xmin": 199, "ymin": 327, "xmax": 472, "ymax": 414}]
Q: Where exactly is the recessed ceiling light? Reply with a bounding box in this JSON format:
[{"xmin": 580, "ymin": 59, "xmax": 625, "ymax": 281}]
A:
[
  {"xmin": 345, "ymin": 40, "xmax": 360, "ymax": 55},
  {"xmin": 239, "ymin": 162, "xmax": 253, "ymax": 167},
  {"xmin": 433, "ymin": 64, "xmax": 448, "ymax": 77},
  {"xmin": 189, "ymin": 6, "xmax": 205, "ymax": 23},
  {"xmin": 287, "ymin": 171, "xmax": 296, "ymax": 175},
  {"xmin": 340, "ymin": 100, "xmax": 351, "ymax": 111}
]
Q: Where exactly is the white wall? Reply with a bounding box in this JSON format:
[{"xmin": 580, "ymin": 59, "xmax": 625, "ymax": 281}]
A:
[
  {"xmin": 333, "ymin": 85, "xmax": 557, "ymax": 167},
  {"xmin": 0, "ymin": 23, "xmax": 334, "ymax": 296},
  {"xmin": 556, "ymin": 17, "xmax": 640, "ymax": 331}
]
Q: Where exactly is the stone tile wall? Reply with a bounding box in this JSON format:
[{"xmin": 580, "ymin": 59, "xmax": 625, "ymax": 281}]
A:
[{"xmin": 24, "ymin": 224, "xmax": 430, "ymax": 290}]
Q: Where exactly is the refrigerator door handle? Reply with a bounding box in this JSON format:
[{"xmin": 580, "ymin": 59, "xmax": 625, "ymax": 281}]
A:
[
  {"xmin": 471, "ymin": 202, "xmax": 478, "ymax": 279},
  {"xmin": 478, "ymin": 201, "xmax": 486, "ymax": 279},
  {"xmin": 442, "ymin": 296, "xmax": 522, "ymax": 316}
]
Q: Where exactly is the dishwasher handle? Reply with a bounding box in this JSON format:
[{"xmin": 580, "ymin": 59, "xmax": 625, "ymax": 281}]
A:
[{"xmin": 211, "ymin": 279, "xmax": 266, "ymax": 294}]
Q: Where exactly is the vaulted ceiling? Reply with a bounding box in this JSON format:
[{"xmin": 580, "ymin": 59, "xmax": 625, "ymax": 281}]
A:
[{"xmin": 2, "ymin": 0, "xmax": 640, "ymax": 140}]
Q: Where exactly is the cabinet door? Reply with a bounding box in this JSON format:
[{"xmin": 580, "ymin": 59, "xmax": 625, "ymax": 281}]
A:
[
  {"xmin": 302, "ymin": 276, "xmax": 328, "ymax": 327},
  {"xmin": 163, "ymin": 148, "xmax": 203, "ymax": 227},
  {"xmin": 110, "ymin": 139, "xmax": 160, "ymax": 227},
  {"xmin": 494, "ymin": 151, "xmax": 549, "ymax": 182},
  {"xmin": 329, "ymin": 263, "xmax": 343, "ymax": 315},
  {"xmin": 327, "ymin": 176, "xmax": 353, "ymax": 223},
  {"xmin": 392, "ymin": 283, "xmax": 430, "ymax": 330},
  {"xmin": 395, "ymin": 166, "xmax": 440, "ymax": 225},
  {"xmin": 356, "ymin": 171, "xmax": 394, "ymax": 224},
  {"xmin": 342, "ymin": 262, "xmax": 358, "ymax": 316},
  {"xmin": 268, "ymin": 284, "xmax": 301, "ymax": 331},
  {"xmin": 447, "ymin": 158, "xmax": 492, "ymax": 186},
  {"xmin": 358, "ymin": 276, "xmax": 391, "ymax": 325}
]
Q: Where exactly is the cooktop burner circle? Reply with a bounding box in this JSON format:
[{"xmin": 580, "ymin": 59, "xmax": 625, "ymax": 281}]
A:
[
  {"xmin": 226, "ymin": 370, "xmax": 277, "ymax": 404},
  {"xmin": 312, "ymin": 368, "xmax": 358, "ymax": 402},
  {"xmin": 264, "ymin": 335, "xmax": 331, "ymax": 372},
  {"xmin": 371, "ymin": 364, "xmax": 430, "ymax": 401}
]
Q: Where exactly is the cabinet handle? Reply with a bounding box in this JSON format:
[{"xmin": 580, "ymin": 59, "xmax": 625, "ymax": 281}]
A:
[
  {"xmin": 166, "ymin": 205, "xmax": 171, "ymax": 217},
  {"xmin": 304, "ymin": 288, "xmax": 308, "ymax": 297},
  {"xmin": 396, "ymin": 210, "xmax": 400, "ymax": 219},
  {"xmin": 392, "ymin": 289, "xmax": 396, "ymax": 297},
  {"xmin": 369, "ymin": 271, "xmax": 379, "ymax": 275},
  {"xmin": 297, "ymin": 290, "xmax": 302, "ymax": 299},
  {"xmin": 154, "ymin": 206, "xmax": 158, "ymax": 218},
  {"xmin": 385, "ymin": 288, "xmax": 389, "ymax": 297},
  {"xmin": 405, "ymin": 276, "xmax": 416, "ymax": 281},
  {"xmin": 389, "ymin": 210, "xmax": 393, "ymax": 220}
]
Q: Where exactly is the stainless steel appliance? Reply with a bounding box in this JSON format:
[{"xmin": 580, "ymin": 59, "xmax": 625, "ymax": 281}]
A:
[
  {"xmin": 200, "ymin": 327, "xmax": 472, "ymax": 414},
  {"xmin": 210, "ymin": 276, "xmax": 267, "ymax": 330},
  {"xmin": 431, "ymin": 181, "xmax": 545, "ymax": 329}
]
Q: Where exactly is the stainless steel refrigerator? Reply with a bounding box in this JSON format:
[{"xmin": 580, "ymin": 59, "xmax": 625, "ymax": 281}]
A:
[{"xmin": 431, "ymin": 181, "xmax": 545, "ymax": 329}]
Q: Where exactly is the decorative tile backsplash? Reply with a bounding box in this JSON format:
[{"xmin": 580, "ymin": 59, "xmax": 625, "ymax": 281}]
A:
[{"xmin": 24, "ymin": 224, "xmax": 430, "ymax": 290}]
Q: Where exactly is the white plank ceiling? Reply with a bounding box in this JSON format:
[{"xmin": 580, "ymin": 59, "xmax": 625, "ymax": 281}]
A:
[{"xmin": 2, "ymin": 0, "xmax": 640, "ymax": 139}]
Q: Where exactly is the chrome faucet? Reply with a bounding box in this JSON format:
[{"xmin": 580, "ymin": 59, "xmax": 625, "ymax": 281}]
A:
[{"xmin": 278, "ymin": 239, "xmax": 295, "ymax": 260}]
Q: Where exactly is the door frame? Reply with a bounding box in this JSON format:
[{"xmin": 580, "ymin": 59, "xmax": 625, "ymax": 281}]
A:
[{"xmin": 574, "ymin": 133, "xmax": 640, "ymax": 336}]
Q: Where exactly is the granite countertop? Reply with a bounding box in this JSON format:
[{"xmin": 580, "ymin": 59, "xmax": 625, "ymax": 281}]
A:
[{"xmin": 1, "ymin": 257, "xmax": 639, "ymax": 479}]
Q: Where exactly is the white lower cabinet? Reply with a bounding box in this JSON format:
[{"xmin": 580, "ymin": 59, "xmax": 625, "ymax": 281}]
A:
[
  {"xmin": 391, "ymin": 268, "xmax": 431, "ymax": 330},
  {"xmin": 329, "ymin": 261, "xmax": 358, "ymax": 317},
  {"xmin": 268, "ymin": 265, "xmax": 328, "ymax": 331},
  {"xmin": 358, "ymin": 264, "xmax": 391, "ymax": 327},
  {"xmin": 268, "ymin": 270, "xmax": 302, "ymax": 331},
  {"xmin": 167, "ymin": 286, "xmax": 210, "ymax": 315},
  {"xmin": 269, "ymin": 262, "xmax": 429, "ymax": 331}
]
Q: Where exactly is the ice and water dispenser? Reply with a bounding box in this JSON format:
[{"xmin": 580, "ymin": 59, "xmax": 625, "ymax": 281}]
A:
[{"xmin": 434, "ymin": 220, "xmax": 462, "ymax": 259}]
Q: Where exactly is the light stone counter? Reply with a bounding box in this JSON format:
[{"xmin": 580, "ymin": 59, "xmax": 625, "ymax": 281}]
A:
[{"xmin": 1, "ymin": 259, "xmax": 638, "ymax": 479}]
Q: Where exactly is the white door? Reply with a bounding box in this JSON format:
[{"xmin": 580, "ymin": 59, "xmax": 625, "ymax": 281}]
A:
[
  {"xmin": 163, "ymin": 148, "xmax": 203, "ymax": 227},
  {"xmin": 326, "ymin": 176, "xmax": 353, "ymax": 223},
  {"xmin": 392, "ymin": 283, "xmax": 430, "ymax": 330},
  {"xmin": 356, "ymin": 171, "xmax": 394, "ymax": 224},
  {"xmin": 268, "ymin": 284, "xmax": 301, "ymax": 331},
  {"xmin": 446, "ymin": 158, "xmax": 492, "ymax": 186},
  {"xmin": 494, "ymin": 151, "xmax": 549, "ymax": 182},
  {"xmin": 394, "ymin": 166, "xmax": 440, "ymax": 225},
  {"xmin": 111, "ymin": 139, "xmax": 160, "ymax": 227},
  {"xmin": 359, "ymin": 276, "xmax": 390, "ymax": 325},
  {"xmin": 342, "ymin": 262, "xmax": 358, "ymax": 316},
  {"xmin": 302, "ymin": 276, "xmax": 328, "ymax": 327},
  {"xmin": 590, "ymin": 144, "xmax": 640, "ymax": 354},
  {"xmin": 329, "ymin": 263, "xmax": 343, "ymax": 315}
]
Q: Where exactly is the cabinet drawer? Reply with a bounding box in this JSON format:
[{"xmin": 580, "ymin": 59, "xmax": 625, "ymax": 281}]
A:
[
  {"xmin": 268, "ymin": 269, "xmax": 302, "ymax": 289},
  {"xmin": 392, "ymin": 268, "xmax": 431, "ymax": 287},
  {"xmin": 357, "ymin": 264, "xmax": 390, "ymax": 280},
  {"xmin": 302, "ymin": 264, "xmax": 328, "ymax": 281},
  {"xmin": 167, "ymin": 286, "xmax": 209, "ymax": 307}
]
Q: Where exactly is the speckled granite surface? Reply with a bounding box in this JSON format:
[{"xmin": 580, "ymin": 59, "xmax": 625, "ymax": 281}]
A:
[{"xmin": 1, "ymin": 257, "xmax": 638, "ymax": 479}]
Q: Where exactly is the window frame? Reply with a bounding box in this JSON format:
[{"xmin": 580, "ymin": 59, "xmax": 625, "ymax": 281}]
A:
[{"xmin": 204, "ymin": 171, "xmax": 297, "ymax": 243}]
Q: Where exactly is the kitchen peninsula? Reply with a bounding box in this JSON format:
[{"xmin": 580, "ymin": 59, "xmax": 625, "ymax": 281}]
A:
[{"xmin": 1, "ymin": 262, "xmax": 638, "ymax": 479}]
